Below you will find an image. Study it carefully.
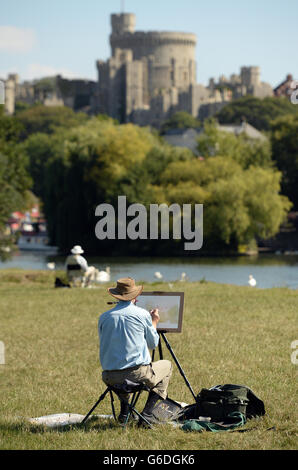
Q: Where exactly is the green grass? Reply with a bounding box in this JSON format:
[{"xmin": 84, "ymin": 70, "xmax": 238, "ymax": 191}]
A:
[{"xmin": 0, "ymin": 270, "xmax": 297, "ymax": 450}]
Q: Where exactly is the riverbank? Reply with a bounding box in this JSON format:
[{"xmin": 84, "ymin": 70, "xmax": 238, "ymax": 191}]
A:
[
  {"xmin": 1, "ymin": 252, "xmax": 298, "ymax": 289},
  {"xmin": 0, "ymin": 275, "xmax": 297, "ymax": 450}
]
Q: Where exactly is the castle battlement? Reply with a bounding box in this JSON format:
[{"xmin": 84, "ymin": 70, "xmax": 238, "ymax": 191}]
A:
[{"xmin": 111, "ymin": 31, "xmax": 197, "ymax": 44}]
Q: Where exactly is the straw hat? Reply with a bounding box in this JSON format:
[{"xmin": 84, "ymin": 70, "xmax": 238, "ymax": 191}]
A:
[
  {"xmin": 108, "ymin": 277, "xmax": 143, "ymax": 301},
  {"xmin": 71, "ymin": 245, "xmax": 84, "ymax": 254}
]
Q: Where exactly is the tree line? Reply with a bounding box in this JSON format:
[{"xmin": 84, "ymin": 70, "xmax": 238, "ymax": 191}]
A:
[{"xmin": 0, "ymin": 95, "xmax": 297, "ymax": 257}]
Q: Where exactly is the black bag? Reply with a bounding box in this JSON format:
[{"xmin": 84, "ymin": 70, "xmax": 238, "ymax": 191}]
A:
[
  {"xmin": 196, "ymin": 384, "xmax": 249, "ymax": 421},
  {"xmin": 178, "ymin": 384, "xmax": 265, "ymax": 422},
  {"xmin": 244, "ymin": 386, "xmax": 265, "ymax": 419},
  {"xmin": 55, "ymin": 277, "xmax": 71, "ymax": 288}
]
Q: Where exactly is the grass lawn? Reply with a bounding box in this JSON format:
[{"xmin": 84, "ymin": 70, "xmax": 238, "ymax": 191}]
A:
[{"xmin": 0, "ymin": 269, "xmax": 297, "ymax": 450}]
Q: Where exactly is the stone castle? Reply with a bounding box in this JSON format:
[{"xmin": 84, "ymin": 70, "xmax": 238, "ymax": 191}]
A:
[
  {"xmin": 1, "ymin": 73, "xmax": 96, "ymax": 116},
  {"xmin": 2, "ymin": 12, "xmax": 280, "ymax": 126},
  {"xmin": 94, "ymin": 13, "xmax": 273, "ymax": 127}
]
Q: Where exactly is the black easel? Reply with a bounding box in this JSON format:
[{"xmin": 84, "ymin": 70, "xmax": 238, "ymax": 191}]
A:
[{"xmin": 152, "ymin": 331, "xmax": 197, "ymax": 402}]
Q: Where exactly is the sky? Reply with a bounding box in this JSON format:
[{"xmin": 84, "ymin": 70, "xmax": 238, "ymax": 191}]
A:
[{"xmin": 0, "ymin": 0, "xmax": 297, "ymax": 87}]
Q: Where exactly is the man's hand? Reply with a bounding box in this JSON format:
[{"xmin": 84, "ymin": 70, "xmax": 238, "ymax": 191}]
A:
[{"xmin": 150, "ymin": 308, "xmax": 160, "ymax": 329}]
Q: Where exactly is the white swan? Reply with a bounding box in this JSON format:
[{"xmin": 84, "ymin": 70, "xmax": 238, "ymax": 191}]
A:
[
  {"xmin": 154, "ymin": 272, "xmax": 163, "ymax": 280},
  {"xmin": 47, "ymin": 262, "xmax": 56, "ymax": 270},
  {"xmin": 95, "ymin": 267, "xmax": 111, "ymax": 283},
  {"xmin": 248, "ymin": 274, "xmax": 257, "ymax": 287}
]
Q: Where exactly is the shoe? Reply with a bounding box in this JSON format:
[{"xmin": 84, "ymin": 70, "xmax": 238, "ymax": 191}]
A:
[
  {"xmin": 118, "ymin": 399, "xmax": 130, "ymax": 424},
  {"xmin": 118, "ymin": 413, "xmax": 130, "ymax": 424},
  {"xmin": 118, "ymin": 411, "xmax": 139, "ymax": 425},
  {"xmin": 137, "ymin": 412, "xmax": 157, "ymax": 428}
]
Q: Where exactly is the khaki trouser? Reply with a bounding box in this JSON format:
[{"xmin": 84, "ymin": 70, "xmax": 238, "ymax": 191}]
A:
[{"xmin": 102, "ymin": 360, "xmax": 172, "ymax": 401}]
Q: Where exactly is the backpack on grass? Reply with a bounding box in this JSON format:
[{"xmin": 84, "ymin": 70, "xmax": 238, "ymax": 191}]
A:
[
  {"xmin": 196, "ymin": 384, "xmax": 249, "ymax": 421},
  {"xmin": 179, "ymin": 384, "xmax": 265, "ymax": 423}
]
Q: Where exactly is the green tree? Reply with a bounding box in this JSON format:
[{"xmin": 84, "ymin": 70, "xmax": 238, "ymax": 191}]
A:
[
  {"xmin": 24, "ymin": 132, "xmax": 64, "ymax": 200},
  {"xmin": 0, "ymin": 107, "xmax": 24, "ymax": 143},
  {"xmin": 41, "ymin": 119, "xmax": 160, "ymax": 251},
  {"xmin": 216, "ymin": 96, "xmax": 298, "ymax": 131},
  {"xmin": 271, "ymin": 114, "xmax": 298, "ymax": 209},
  {"xmin": 14, "ymin": 101, "xmax": 39, "ymax": 114},
  {"xmin": 34, "ymin": 77, "xmax": 56, "ymax": 94},
  {"xmin": 160, "ymin": 111, "xmax": 201, "ymax": 134},
  {"xmin": 0, "ymin": 107, "xmax": 32, "ymax": 258},
  {"xmin": 26, "ymin": 115, "xmax": 290, "ymax": 255},
  {"xmin": 159, "ymin": 156, "xmax": 290, "ymax": 251},
  {"xmin": 197, "ymin": 121, "xmax": 272, "ymax": 169},
  {"xmin": 96, "ymin": 113, "xmax": 119, "ymax": 125},
  {"xmin": 16, "ymin": 105, "xmax": 89, "ymax": 139}
]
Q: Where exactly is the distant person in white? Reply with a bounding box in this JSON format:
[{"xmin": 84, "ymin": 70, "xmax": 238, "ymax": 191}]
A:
[
  {"xmin": 248, "ymin": 275, "xmax": 257, "ymax": 287},
  {"xmin": 65, "ymin": 245, "xmax": 109, "ymax": 287},
  {"xmin": 66, "ymin": 245, "xmax": 88, "ymax": 270},
  {"xmin": 65, "ymin": 245, "xmax": 89, "ymax": 286}
]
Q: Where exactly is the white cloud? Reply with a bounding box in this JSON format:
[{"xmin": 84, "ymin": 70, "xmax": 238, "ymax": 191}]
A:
[{"xmin": 0, "ymin": 26, "xmax": 36, "ymax": 52}]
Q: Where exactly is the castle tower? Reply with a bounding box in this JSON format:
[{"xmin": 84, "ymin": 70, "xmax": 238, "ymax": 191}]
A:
[
  {"xmin": 240, "ymin": 66, "xmax": 260, "ymax": 88},
  {"xmin": 4, "ymin": 75, "xmax": 18, "ymax": 115},
  {"xmin": 111, "ymin": 13, "xmax": 136, "ymax": 36},
  {"xmin": 96, "ymin": 13, "xmax": 197, "ymax": 125},
  {"xmin": 109, "ymin": 23, "xmax": 197, "ymax": 91}
]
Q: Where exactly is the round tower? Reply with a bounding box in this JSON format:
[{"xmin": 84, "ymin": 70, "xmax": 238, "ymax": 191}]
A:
[
  {"xmin": 4, "ymin": 78, "xmax": 16, "ymax": 115},
  {"xmin": 110, "ymin": 14, "xmax": 197, "ymax": 91}
]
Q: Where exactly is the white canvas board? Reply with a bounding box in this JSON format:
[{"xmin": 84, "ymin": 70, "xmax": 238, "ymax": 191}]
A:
[{"xmin": 137, "ymin": 292, "xmax": 184, "ymax": 332}]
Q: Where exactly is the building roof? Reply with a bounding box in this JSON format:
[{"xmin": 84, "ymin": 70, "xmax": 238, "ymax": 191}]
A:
[
  {"xmin": 217, "ymin": 122, "xmax": 267, "ymax": 141},
  {"xmin": 162, "ymin": 121, "xmax": 266, "ymax": 155},
  {"xmin": 273, "ymin": 74, "xmax": 293, "ymax": 93},
  {"xmin": 162, "ymin": 128, "xmax": 202, "ymax": 155}
]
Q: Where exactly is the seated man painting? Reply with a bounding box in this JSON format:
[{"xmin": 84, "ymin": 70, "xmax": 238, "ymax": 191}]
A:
[{"xmin": 98, "ymin": 277, "xmax": 173, "ymax": 424}]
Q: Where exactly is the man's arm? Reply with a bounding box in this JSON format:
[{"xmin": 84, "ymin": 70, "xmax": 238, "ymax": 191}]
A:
[
  {"xmin": 144, "ymin": 309, "xmax": 160, "ymax": 350},
  {"xmin": 150, "ymin": 309, "xmax": 160, "ymax": 329}
]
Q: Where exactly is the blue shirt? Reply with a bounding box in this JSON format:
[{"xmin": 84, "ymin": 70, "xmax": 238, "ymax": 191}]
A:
[{"xmin": 98, "ymin": 300, "xmax": 160, "ymax": 371}]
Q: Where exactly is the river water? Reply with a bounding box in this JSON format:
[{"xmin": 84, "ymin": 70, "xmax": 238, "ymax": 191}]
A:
[{"xmin": 1, "ymin": 251, "xmax": 298, "ymax": 289}]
